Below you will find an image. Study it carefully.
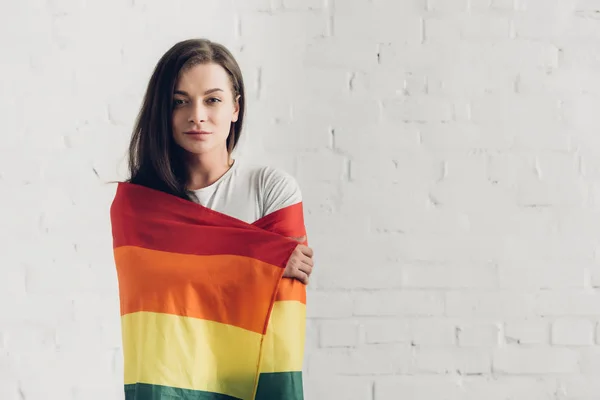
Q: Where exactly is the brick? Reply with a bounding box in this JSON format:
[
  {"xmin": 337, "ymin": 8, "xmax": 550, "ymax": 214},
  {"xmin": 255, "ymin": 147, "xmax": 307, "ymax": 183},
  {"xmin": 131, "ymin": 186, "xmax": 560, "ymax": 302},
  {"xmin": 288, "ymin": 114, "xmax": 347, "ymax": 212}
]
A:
[
  {"xmin": 381, "ymin": 96, "xmax": 454, "ymax": 123},
  {"xmin": 375, "ymin": 376, "xmax": 465, "ymax": 400},
  {"xmin": 461, "ymin": 376, "xmax": 559, "ymax": 400},
  {"xmin": 415, "ymin": 347, "xmax": 491, "ymax": 374},
  {"xmin": 425, "ymin": 15, "xmax": 512, "ymax": 42},
  {"xmin": 402, "ymin": 264, "xmax": 497, "ymax": 289},
  {"xmin": 308, "ymin": 344, "xmax": 413, "ymax": 375},
  {"xmin": 493, "ymin": 347, "xmax": 579, "ymax": 374},
  {"xmin": 560, "ymin": 377, "xmax": 600, "ymax": 398},
  {"xmin": 312, "ymin": 261, "xmax": 404, "ymax": 290},
  {"xmin": 551, "ymin": 318, "xmax": 594, "ymax": 346},
  {"xmin": 458, "ymin": 323, "xmax": 501, "ymax": 347},
  {"xmin": 282, "ymin": 0, "xmax": 326, "ymax": 10},
  {"xmin": 534, "ymin": 292, "xmax": 600, "ymax": 316},
  {"xmin": 304, "ymin": 37, "xmax": 379, "ymax": 70},
  {"xmin": 354, "ymin": 291, "xmax": 445, "ymax": 316},
  {"xmin": 579, "ymin": 347, "xmax": 600, "ymax": 374},
  {"xmin": 335, "ymin": 10, "xmax": 422, "ymax": 44},
  {"xmin": 427, "ymin": 0, "xmax": 469, "ymax": 12},
  {"xmin": 320, "ymin": 320, "xmax": 361, "ymax": 347},
  {"xmin": 306, "ymin": 291, "xmax": 355, "ymax": 318},
  {"xmin": 498, "ymin": 262, "xmax": 586, "ymax": 289},
  {"xmin": 411, "ymin": 319, "xmax": 456, "ymax": 345},
  {"xmin": 504, "ymin": 319, "xmax": 549, "ymax": 345},
  {"xmin": 446, "ymin": 292, "xmax": 534, "ymax": 318},
  {"xmin": 364, "ymin": 319, "xmax": 411, "ymax": 344},
  {"xmin": 304, "ymin": 376, "xmax": 373, "ymax": 400},
  {"xmin": 296, "ymin": 150, "xmax": 348, "ymax": 182},
  {"xmin": 333, "ymin": 121, "xmax": 421, "ymax": 158}
]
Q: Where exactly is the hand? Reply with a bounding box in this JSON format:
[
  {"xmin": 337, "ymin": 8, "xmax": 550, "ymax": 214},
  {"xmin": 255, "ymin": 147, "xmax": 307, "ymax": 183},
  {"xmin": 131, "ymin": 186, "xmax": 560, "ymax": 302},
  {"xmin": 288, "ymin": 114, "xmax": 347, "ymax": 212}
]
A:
[{"xmin": 283, "ymin": 244, "xmax": 314, "ymax": 285}]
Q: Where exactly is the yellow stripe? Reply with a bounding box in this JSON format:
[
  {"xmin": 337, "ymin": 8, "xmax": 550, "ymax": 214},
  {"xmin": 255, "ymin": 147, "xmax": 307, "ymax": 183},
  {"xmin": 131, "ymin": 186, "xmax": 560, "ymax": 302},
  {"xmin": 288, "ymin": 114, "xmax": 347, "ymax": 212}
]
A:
[
  {"xmin": 122, "ymin": 312, "xmax": 262, "ymax": 400},
  {"xmin": 259, "ymin": 301, "xmax": 306, "ymax": 373}
]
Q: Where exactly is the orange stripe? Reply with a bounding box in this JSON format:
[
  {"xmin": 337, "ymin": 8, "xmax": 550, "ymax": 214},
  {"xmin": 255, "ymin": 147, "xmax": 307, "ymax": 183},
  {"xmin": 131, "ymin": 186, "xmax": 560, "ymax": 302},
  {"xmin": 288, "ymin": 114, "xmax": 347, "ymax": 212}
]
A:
[
  {"xmin": 275, "ymin": 278, "xmax": 306, "ymax": 303},
  {"xmin": 115, "ymin": 246, "xmax": 283, "ymax": 334}
]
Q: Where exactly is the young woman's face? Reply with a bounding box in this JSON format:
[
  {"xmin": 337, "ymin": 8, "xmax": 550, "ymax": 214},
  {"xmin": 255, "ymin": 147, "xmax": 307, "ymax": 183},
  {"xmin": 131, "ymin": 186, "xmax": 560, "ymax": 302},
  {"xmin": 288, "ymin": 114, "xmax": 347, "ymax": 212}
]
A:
[{"xmin": 171, "ymin": 63, "xmax": 240, "ymax": 157}]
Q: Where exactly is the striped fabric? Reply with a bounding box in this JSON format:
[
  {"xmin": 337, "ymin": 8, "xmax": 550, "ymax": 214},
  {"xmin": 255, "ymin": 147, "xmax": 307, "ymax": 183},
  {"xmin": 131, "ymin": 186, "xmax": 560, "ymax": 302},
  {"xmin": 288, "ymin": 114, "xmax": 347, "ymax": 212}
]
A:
[{"xmin": 110, "ymin": 182, "xmax": 307, "ymax": 400}]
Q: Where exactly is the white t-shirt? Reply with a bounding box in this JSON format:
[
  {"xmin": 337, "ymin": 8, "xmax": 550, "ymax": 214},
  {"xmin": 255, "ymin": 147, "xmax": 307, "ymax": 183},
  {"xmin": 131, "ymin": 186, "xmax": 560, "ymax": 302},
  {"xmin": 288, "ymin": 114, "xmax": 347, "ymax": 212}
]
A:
[{"xmin": 191, "ymin": 159, "xmax": 302, "ymax": 224}]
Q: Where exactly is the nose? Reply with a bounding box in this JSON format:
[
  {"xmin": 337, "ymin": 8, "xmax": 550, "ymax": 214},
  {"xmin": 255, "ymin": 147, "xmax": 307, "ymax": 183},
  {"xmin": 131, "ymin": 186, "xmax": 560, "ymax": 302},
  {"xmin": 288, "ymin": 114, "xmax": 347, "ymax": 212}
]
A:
[{"xmin": 188, "ymin": 102, "xmax": 208, "ymax": 124}]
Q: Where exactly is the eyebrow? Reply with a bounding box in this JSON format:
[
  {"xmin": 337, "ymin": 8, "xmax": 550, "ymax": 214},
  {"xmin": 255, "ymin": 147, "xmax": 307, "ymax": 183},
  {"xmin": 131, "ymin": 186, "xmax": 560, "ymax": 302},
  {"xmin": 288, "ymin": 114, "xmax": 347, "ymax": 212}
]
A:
[{"xmin": 174, "ymin": 88, "xmax": 224, "ymax": 96}]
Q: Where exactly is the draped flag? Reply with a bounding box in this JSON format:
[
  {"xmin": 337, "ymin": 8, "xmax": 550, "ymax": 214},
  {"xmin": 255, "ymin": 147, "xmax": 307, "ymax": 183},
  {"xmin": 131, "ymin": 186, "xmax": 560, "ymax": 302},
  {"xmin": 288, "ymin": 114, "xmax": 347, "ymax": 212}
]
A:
[{"xmin": 110, "ymin": 182, "xmax": 307, "ymax": 400}]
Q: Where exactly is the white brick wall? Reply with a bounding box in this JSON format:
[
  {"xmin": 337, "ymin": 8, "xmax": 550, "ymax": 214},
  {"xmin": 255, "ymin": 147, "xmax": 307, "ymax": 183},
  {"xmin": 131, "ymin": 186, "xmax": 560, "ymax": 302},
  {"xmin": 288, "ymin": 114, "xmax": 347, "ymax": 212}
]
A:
[{"xmin": 2, "ymin": 0, "xmax": 600, "ymax": 399}]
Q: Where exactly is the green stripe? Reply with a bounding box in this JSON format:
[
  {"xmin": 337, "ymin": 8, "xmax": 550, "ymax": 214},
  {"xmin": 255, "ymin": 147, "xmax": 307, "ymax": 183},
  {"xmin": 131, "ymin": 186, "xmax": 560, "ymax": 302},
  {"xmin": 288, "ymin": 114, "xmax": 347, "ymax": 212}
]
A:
[
  {"xmin": 124, "ymin": 383, "xmax": 242, "ymax": 400},
  {"xmin": 254, "ymin": 372, "xmax": 304, "ymax": 400}
]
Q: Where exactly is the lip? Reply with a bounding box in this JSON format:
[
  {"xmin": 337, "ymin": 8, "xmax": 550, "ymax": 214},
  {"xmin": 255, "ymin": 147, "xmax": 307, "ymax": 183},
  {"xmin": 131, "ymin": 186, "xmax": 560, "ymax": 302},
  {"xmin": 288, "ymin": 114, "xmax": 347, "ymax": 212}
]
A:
[{"xmin": 184, "ymin": 130, "xmax": 212, "ymax": 135}]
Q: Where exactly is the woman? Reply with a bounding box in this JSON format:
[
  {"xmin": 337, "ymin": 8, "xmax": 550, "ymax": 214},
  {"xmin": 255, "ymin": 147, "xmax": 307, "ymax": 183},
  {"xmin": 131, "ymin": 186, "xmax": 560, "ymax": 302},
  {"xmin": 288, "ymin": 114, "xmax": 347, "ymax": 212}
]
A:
[
  {"xmin": 113, "ymin": 38, "xmax": 313, "ymax": 399},
  {"xmin": 127, "ymin": 38, "xmax": 314, "ymax": 284}
]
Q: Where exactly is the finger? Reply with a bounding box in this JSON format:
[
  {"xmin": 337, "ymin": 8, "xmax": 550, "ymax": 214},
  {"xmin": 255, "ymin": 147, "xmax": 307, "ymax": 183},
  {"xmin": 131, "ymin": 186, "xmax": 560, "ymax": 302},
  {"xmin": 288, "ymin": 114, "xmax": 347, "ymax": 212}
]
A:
[
  {"xmin": 300, "ymin": 255, "xmax": 314, "ymax": 268},
  {"xmin": 298, "ymin": 263, "xmax": 313, "ymax": 277},
  {"xmin": 299, "ymin": 245, "xmax": 314, "ymax": 258},
  {"xmin": 294, "ymin": 268, "xmax": 309, "ymax": 285}
]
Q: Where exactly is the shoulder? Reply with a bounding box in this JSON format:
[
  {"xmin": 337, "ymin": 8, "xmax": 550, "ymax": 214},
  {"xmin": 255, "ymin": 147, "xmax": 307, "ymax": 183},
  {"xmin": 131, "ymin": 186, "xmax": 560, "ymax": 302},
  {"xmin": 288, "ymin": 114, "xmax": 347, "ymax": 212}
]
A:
[{"xmin": 240, "ymin": 162, "xmax": 302, "ymax": 216}]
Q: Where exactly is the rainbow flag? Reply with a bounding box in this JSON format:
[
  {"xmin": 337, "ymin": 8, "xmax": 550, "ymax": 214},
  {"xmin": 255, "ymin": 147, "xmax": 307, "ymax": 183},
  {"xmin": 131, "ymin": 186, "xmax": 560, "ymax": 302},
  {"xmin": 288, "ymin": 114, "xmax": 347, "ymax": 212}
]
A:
[{"xmin": 110, "ymin": 182, "xmax": 307, "ymax": 400}]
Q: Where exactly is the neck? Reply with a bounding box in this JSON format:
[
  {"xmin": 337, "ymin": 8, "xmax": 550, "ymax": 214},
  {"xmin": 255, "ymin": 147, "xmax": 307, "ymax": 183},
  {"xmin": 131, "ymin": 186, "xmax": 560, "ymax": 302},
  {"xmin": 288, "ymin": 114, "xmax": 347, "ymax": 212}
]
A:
[{"xmin": 185, "ymin": 148, "xmax": 234, "ymax": 190}]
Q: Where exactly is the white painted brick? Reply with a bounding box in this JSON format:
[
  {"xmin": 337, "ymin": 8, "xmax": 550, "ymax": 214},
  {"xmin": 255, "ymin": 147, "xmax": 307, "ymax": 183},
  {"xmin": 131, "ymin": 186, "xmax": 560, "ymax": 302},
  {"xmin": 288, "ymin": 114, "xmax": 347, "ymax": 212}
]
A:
[
  {"xmin": 354, "ymin": 291, "xmax": 445, "ymax": 316},
  {"xmin": 493, "ymin": 347, "xmax": 579, "ymax": 374},
  {"xmin": 335, "ymin": 10, "xmax": 422, "ymax": 44},
  {"xmin": 382, "ymin": 96, "xmax": 454, "ymax": 123},
  {"xmin": 282, "ymin": 0, "xmax": 326, "ymax": 10},
  {"xmin": 419, "ymin": 123, "xmax": 513, "ymax": 151},
  {"xmin": 402, "ymin": 264, "xmax": 497, "ymax": 289},
  {"xmin": 309, "ymin": 344, "xmax": 413, "ymax": 375},
  {"xmin": 306, "ymin": 291, "xmax": 354, "ymax": 318},
  {"xmin": 502, "ymin": 235, "xmax": 596, "ymax": 263},
  {"xmin": 240, "ymin": 12, "xmax": 327, "ymax": 46},
  {"xmin": 504, "ymin": 319, "xmax": 549, "ymax": 345},
  {"xmin": 551, "ymin": 318, "xmax": 595, "ymax": 346},
  {"xmin": 458, "ymin": 323, "xmax": 501, "ymax": 347},
  {"xmin": 304, "ymin": 37, "xmax": 379, "ymax": 70},
  {"xmin": 534, "ymin": 292, "xmax": 600, "ymax": 317},
  {"xmin": 470, "ymin": 94, "xmax": 561, "ymax": 125},
  {"xmin": 304, "ymin": 376, "xmax": 373, "ymax": 400},
  {"xmin": 427, "ymin": 0, "xmax": 468, "ymax": 12},
  {"xmin": 446, "ymin": 292, "xmax": 534, "ymax": 318},
  {"xmin": 490, "ymin": 0, "xmax": 518, "ymax": 9},
  {"xmin": 305, "ymin": 318, "xmax": 320, "ymax": 350},
  {"xmin": 559, "ymin": 377, "xmax": 600, "ymax": 398},
  {"xmin": 461, "ymin": 376, "xmax": 559, "ymax": 400},
  {"xmin": 415, "ymin": 347, "xmax": 491, "ymax": 374},
  {"xmin": 579, "ymin": 347, "xmax": 600, "ymax": 374},
  {"xmin": 349, "ymin": 151, "xmax": 441, "ymax": 186},
  {"xmin": 364, "ymin": 319, "xmax": 411, "ymax": 344},
  {"xmin": 320, "ymin": 320, "xmax": 361, "ymax": 347},
  {"xmin": 296, "ymin": 150, "xmax": 347, "ymax": 182},
  {"xmin": 334, "ymin": 121, "xmax": 421, "ymax": 158},
  {"xmin": 498, "ymin": 262, "xmax": 586, "ymax": 289},
  {"xmin": 350, "ymin": 68, "xmax": 426, "ymax": 99},
  {"xmin": 312, "ymin": 261, "xmax": 403, "ymax": 290},
  {"xmin": 425, "ymin": 15, "xmax": 512, "ymax": 42},
  {"xmin": 375, "ymin": 376, "xmax": 465, "ymax": 400},
  {"xmin": 411, "ymin": 319, "xmax": 456, "ymax": 345},
  {"xmin": 465, "ymin": 206, "xmax": 561, "ymax": 237}
]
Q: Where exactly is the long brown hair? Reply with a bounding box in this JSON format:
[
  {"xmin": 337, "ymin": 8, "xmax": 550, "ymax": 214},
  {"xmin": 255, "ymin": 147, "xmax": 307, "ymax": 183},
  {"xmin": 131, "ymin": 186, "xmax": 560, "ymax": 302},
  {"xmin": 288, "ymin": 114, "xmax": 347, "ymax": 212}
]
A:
[{"xmin": 127, "ymin": 38, "xmax": 246, "ymax": 200}]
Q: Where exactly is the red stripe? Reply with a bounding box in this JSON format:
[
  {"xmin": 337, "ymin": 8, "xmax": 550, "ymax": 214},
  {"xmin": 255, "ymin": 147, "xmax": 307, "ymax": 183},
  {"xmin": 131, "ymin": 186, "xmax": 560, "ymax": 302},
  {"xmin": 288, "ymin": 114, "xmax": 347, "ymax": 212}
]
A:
[{"xmin": 110, "ymin": 183, "xmax": 298, "ymax": 269}]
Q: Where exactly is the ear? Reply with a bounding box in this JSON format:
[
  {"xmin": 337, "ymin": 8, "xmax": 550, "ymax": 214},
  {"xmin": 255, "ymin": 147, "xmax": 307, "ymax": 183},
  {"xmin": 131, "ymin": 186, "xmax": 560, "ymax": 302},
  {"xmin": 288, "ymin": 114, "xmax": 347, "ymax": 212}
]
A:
[{"xmin": 232, "ymin": 94, "xmax": 241, "ymax": 122}]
